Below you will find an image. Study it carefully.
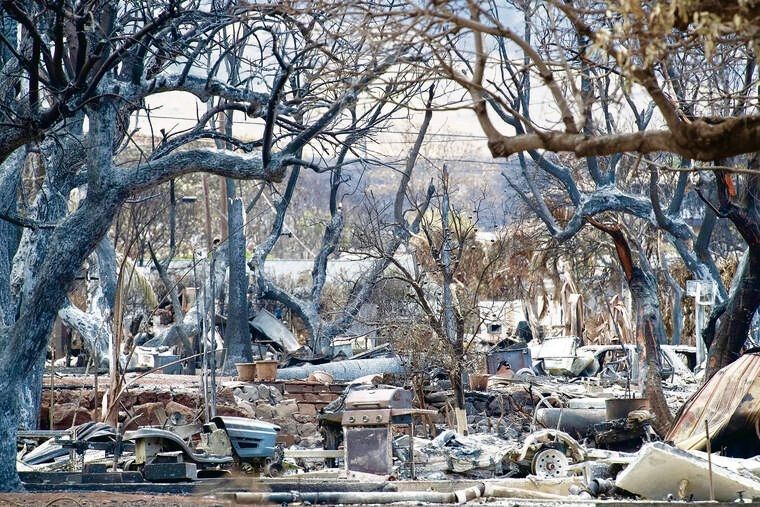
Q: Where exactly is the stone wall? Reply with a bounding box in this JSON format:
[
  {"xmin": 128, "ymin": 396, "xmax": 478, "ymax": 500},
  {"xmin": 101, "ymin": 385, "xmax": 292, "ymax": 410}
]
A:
[
  {"xmin": 230, "ymin": 381, "xmax": 344, "ymax": 445},
  {"xmin": 39, "ymin": 379, "xmax": 344, "ymax": 446}
]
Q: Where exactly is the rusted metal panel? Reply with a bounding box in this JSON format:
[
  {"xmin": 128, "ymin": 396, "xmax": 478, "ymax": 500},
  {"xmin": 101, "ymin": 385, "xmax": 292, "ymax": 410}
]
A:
[
  {"xmin": 344, "ymin": 427, "xmax": 392, "ymax": 475},
  {"xmin": 666, "ymin": 352, "xmax": 760, "ymax": 454}
]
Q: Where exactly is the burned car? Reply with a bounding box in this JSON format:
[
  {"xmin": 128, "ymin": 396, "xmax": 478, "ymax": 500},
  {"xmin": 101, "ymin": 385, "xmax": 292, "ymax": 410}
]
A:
[
  {"xmin": 524, "ymin": 336, "xmax": 697, "ymax": 382},
  {"xmin": 529, "ymin": 336, "xmax": 597, "ymax": 377},
  {"xmin": 577, "ymin": 344, "xmax": 697, "ymax": 383}
]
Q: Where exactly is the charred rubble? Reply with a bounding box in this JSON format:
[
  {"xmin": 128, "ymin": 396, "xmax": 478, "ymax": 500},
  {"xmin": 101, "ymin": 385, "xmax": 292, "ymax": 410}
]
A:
[{"xmin": 19, "ymin": 324, "xmax": 760, "ymax": 504}]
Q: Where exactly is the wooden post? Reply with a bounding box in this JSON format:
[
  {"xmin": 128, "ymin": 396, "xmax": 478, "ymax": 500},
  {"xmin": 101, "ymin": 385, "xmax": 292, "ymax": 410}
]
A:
[
  {"xmin": 202, "ymin": 174, "xmax": 213, "ymax": 252},
  {"xmin": 93, "ymin": 364, "xmax": 98, "ymax": 417},
  {"xmin": 705, "ymin": 419, "xmax": 715, "ymax": 501},
  {"xmin": 454, "ymin": 407, "xmax": 468, "ymax": 436},
  {"xmin": 410, "ymin": 420, "xmax": 416, "ymax": 480}
]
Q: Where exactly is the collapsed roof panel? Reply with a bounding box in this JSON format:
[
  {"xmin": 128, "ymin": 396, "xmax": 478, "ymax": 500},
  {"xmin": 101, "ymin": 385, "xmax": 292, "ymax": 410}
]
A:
[
  {"xmin": 250, "ymin": 310, "xmax": 302, "ymax": 353},
  {"xmin": 667, "ymin": 352, "xmax": 760, "ymax": 457}
]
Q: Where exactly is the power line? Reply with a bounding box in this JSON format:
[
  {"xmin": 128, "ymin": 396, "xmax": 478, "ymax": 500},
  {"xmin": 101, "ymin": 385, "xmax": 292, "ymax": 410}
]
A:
[
  {"xmin": 136, "ymin": 113, "xmax": 495, "ymax": 140},
  {"xmin": 133, "ymin": 113, "xmax": 525, "ymax": 168}
]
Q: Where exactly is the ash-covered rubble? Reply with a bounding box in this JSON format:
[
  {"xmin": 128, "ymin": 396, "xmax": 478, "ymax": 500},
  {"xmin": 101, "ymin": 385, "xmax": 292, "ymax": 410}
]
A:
[
  {"xmin": 369, "ymin": 350, "xmax": 760, "ymax": 502},
  {"xmin": 19, "ymin": 345, "xmax": 760, "ymax": 504}
]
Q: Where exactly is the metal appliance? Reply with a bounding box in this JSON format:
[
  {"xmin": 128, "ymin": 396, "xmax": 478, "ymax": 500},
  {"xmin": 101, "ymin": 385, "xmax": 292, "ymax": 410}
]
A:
[{"xmin": 341, "ymin": 388, "xmax": 413, "ymax": 475}]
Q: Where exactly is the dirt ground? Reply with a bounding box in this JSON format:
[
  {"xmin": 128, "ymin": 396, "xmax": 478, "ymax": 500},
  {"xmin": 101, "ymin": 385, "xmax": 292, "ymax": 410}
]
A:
[{"xmin": 0, "ymin": 492, "xmax": 232, "ymax": 507}]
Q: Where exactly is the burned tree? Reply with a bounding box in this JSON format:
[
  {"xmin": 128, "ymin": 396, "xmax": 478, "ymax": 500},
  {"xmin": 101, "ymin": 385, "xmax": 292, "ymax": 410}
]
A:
[
  {"xmin": 250, "ymin": 85, "xmax": 432, "ymax": 355},
  {"xmin": 699, "ymin": 163, "xmax": 760, "ymax": 377},
  {"xmin": 372, "ymin": 0, "xmax": 759, "ymax": 379},
  {"xmin": 0, "ymin": 1, "xmax": 414, "ymax": 489},
  {"xmin": 585, "ymin": 218, "xmax": 674, "ymax": 435}
]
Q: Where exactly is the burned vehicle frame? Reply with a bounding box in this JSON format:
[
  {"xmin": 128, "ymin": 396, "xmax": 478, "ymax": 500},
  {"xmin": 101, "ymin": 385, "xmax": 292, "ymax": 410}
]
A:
[{"xmin": 576, "ymin": 344, "xmax": 697, "ymax": 383}]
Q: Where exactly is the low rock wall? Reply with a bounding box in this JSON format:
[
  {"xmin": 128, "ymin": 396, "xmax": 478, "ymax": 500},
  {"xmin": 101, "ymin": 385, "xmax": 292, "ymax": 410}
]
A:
[{"xmin": 39, "ymin": 379, "xmax": 344, "ymax": 446}]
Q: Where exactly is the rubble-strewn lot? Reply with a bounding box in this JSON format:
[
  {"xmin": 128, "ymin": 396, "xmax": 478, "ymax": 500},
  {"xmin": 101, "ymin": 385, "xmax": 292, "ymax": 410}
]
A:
[{"xmin": 18, "ymin": 350, "xmax": 760, "ymax": 504}]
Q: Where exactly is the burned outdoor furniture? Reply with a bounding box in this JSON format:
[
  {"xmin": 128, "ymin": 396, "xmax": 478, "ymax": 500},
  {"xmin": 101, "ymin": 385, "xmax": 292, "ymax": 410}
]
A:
[{"xmin": 20, "ymin": 422, "xmax": 120, "ymax": 467}]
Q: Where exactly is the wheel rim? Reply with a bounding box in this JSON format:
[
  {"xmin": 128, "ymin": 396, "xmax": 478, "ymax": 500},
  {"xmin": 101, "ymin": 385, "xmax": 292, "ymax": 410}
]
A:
[{"xmin": 532, "ymin": 448, "xmax": 568, "ymax": 478}]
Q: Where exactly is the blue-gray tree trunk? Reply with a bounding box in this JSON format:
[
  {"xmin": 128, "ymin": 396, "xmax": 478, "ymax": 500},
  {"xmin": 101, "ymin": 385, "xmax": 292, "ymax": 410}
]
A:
[{"xmin": 224, "ymin": 194, "xmax": 252, "ymax": 371}]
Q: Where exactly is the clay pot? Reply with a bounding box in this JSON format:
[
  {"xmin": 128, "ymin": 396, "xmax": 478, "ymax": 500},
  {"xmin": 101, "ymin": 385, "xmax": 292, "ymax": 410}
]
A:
[{"xmin": 235, "ymin": 362, "xmax": 257, "ymax": 381}]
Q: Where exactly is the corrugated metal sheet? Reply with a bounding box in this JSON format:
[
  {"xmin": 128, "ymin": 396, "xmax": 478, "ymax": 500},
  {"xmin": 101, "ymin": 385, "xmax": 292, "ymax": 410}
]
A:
[
  {"xmin": 250, "ymin": 309, "xmax": 301, "ymax": 353},
  {"xmin": 666, "ymin": 352, "xmax": 760, "ymax": 451}
]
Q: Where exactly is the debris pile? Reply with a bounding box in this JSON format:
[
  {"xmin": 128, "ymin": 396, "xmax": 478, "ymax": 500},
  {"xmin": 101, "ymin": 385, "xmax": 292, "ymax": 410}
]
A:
[{"xmin": 20, "ymin": 345, "xmax": 760, "ymax": 504}]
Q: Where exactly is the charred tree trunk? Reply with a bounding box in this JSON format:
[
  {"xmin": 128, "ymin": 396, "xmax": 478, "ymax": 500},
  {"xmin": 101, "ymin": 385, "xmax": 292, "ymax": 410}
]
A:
[
  {"xmin": 8, "ymin": 131, "xmax": 84, "ymax": 433},
  {"xmin": 663, "ymin": 261, "xmax": 683, "ymax": 345},
  {"xmin": 224, "ymin": 196, "xmax": 252, "ymax": 371},
  {"xmin": 0, "ymin": 375, "xmax": 22, "ymax": 491},
  {"xmin": 18, "ymin": 350, "xmax": 45, "ymax": 430},
  {"xmin": 706, "ymin": 246, "xmax": 760, "ymax": 378},
  {"xmin": 629, "ymin": 267, "xmax": 673, "ymax": 436},
  {"xmin": 588, "ymin": 218, "xmax": 672, "ymax": 435},
  {"xmin": 704, "ymin": 161, "xmax": 760, "ymax": 379},
  {"xmin": 0, "ymin": 188, "xmax": 123, "ymax": 490},
  {"xmin": 449, "ymin": 340, "xmax": 466, "ymax": 411},
  {"xmin": 0, "ymin": 149, "xmax": 22, "ymax": 325}
]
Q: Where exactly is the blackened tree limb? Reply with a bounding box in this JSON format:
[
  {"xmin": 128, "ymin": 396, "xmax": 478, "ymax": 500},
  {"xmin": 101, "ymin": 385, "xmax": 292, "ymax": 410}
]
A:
[{"xmin": 119, "ymin": 150, "xmax": 290, "ymax": 193}]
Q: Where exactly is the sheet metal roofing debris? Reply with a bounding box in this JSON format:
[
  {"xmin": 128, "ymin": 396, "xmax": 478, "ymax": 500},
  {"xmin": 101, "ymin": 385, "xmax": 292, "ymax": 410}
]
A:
[
  {"xmin": 667, "ymin": 351, "xmax": 760, "ymax": 457},
  {"xmin": 249, "ymin": 310, "xmax": 302, "ymax": 354}
]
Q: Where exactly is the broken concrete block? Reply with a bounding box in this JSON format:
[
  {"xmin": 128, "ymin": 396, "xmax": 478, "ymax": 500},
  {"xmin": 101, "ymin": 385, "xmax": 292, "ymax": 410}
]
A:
[
  {"xmin": 616, "ymin": 442, "xmax": 760, "ymax": 501},
  {"xmin": 240, "ymin": 385, "xmax": 260, "ymax": 402},
  {"xmin": 299, "ymin": 435, "xmax": 325, "ymax": 448},
  {"xmin": 142, "ymin": 462, "xmax": 197, "ymax": 482},
  {"xmin": 46, "ymin": 403, "xmax": 92, "ymax": 429},
  {"xmin": 236, "ymin": 400, "xmax": 256, "ymax": 418},
  {"xmin": 164, "ymin": 401, "xmax": 194, "ymax": 425},
  {"xmin": 293, "ymin": 413, "xmax": 316, "ymax": 424},
  {"xmin": 255, "ymin": 384, "xmax": 269, "ymax": 401},
  {"xmin": 274, "ymin": 417, "xmax": 298, "ymax": 436}
]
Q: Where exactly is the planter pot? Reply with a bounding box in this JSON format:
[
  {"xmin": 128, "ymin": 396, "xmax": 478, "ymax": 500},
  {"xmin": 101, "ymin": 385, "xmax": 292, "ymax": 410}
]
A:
[
  {"xmin": 255, "ymin": 360, "xmax": 278, "ymax": 381},
  {"xmin": 469, "ymin": 373, "xmax": 490, "ymax": 391},
  {"xmin": 235, "ymin": 362, "xmax": 257, "ymax": 381}
]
